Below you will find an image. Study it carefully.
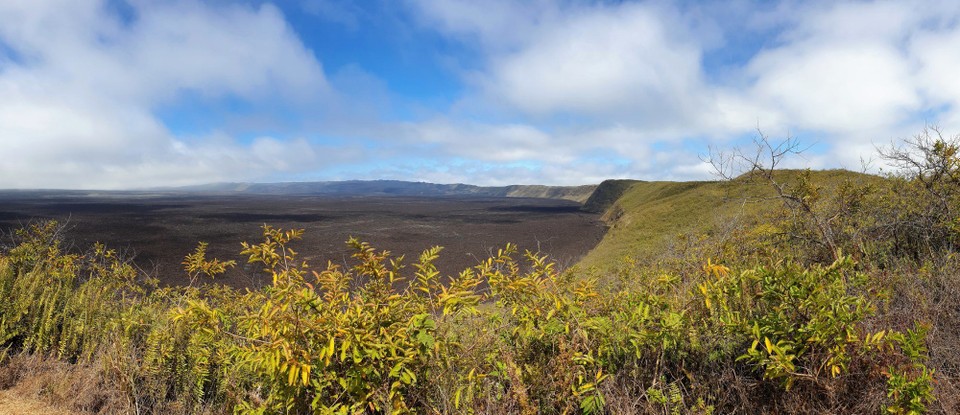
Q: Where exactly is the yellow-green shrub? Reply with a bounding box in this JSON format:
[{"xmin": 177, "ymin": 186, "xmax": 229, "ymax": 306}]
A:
[{"xmin": 0, "ymin": 220, "xmax": 940, "ymax": 414}]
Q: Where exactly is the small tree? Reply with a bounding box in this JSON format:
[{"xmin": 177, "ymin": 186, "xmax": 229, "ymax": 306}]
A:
[
  {"xmin": 877, "ymin": 125, "xmax": 960, "ymax": 256},
  {"xmin": 703, "ymin": 131, "xmax": 847, "ymax": 262}
]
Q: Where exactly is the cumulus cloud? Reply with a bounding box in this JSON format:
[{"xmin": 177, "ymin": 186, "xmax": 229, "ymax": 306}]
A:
[
  {"xmin": 0, "ymin": 0, "xmax": 330, "ymax": 189},
  {"xmin": 369, "ymin": 118, "xmax": 711, "ymax": 185},
  {"xmin": 406, "ymin": 0, "xmax": 556, "ymax": 51},
  {"xmin": 400, "ymin": 119, "xmax": 555, "ymax": 162},
  {"xmin": 912, "ymin": 22, "xmax": 960, "ymax": 125},
  {"xmin": 402, "ymin": 0, "xmax": 960, "ymax": 182},
  {"xmin": 747, "ymin": 42, "xmax": 919, "ymax": 133},
  {"xmin": 487, "ymin": 4, "xmax": 703, "ymax": 119},
  {"xmin": 6, "ymin": 0, "xmax": 960, "ymax": 188}
]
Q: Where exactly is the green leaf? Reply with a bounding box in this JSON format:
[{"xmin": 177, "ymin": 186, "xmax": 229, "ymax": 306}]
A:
[{"xmin": 417, "ymin": 332, "xmax": 435, "ymax": 349}]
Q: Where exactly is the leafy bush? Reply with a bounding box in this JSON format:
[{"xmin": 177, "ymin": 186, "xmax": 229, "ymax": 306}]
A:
[
  {"xmin": 700, "ymin": 256, "xmax": 875, "ymax": 387},
  {"xmin": 0, "ymin": 220, "xmax": 942, "ymax": 414}
]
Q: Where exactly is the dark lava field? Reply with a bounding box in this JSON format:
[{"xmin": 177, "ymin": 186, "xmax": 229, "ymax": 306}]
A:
[{"xmin": 0, "ymin": 191, "xmax": 606, "ymax": 288}]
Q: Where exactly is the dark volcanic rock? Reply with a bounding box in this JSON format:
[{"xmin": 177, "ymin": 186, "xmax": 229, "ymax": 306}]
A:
[{"xmin": 0, "ymin": 191, "xmax": 606, "ymax": 288}]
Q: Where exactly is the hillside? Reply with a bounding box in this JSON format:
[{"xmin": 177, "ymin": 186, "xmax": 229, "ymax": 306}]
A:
[{"xmin": 577, "ymin": 169, "xmax": 882, "ymax": 271}]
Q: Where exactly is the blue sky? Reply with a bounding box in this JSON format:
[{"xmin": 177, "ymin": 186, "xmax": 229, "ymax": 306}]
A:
[{"xmin": 2, "ymin": 0, "xmax": 960, "ymax": 189}]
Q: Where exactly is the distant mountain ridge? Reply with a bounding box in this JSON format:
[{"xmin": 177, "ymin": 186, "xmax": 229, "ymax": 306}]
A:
[{"xmin": 171, "ymin": 180, "xmax": 598, "ymax": 203}]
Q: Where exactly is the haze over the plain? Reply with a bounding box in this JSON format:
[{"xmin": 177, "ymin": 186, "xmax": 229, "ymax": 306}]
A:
[{"xmin": 2, "ymin": 0, "xmax": 959, "ymax": 189}]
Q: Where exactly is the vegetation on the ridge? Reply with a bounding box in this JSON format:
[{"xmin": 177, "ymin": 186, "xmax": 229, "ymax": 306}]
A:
[
  {"xmin": 580, "ymin": 179, "xmax": 642, "ymax": 214},
  {"xmin": 0, "ymin": 128, "xmax": 958, "ymax": 414},
  {"xmin": 577, "ymin": 169, "xmax": 881, "ymax": 273}
]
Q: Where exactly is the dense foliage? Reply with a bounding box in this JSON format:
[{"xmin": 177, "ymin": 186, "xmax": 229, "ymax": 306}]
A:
[{"xmin": 0, "ymin": 131, "xmax": 958, "ymax": 414}]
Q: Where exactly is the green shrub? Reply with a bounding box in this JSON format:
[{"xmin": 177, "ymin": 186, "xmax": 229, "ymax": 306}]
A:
[{"xmin": 0, "ymin": 218, "xmax": 942, "ymax": 414}]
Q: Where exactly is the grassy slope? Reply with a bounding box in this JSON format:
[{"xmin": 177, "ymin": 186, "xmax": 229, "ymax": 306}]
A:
[
  {"xmin": 577, "ymin": 169, "xmax": 881, "ymax": 271},
  {"xmin": 580, "ymin": 179, "xmax": 642, "ymax": 213}
]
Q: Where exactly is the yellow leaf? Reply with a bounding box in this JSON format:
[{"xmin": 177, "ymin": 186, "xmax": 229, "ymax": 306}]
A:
[
  {"xmin": 288, "ymin": 366, "xmax": 297, "ymax": 386},
  {"xmin": 341, "ymin": 338, "xmax": 351, "ymax": 361},
  {"xmin": 301, "ymin": 364, "xmax": 310, "ymax": 385}
]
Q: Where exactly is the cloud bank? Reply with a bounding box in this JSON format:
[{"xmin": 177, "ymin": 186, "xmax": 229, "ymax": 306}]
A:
[
  {"xmin": 3, "ymin": 1, "xmax": 960, "ymax": 188},
  {"xmin": 401, "ymin": 0, "xmax": 960, "ymax": 183},
  {"xmin": 0, "ymin": 1, "xmax": 328, "ymax": 189}
]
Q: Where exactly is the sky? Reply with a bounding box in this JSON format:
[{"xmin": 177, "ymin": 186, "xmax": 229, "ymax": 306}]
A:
[{"xmin": 2, "ymin": 0, "xmax": 960, "ymax": 189}]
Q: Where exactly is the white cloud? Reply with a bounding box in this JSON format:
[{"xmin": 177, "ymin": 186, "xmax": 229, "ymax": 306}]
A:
[
  {"xmin": 747, "ymin": 42, "xmax": 919, "ymax": 132},
  {"xmin": 0, "ymin": 0, "xmax": 330, "ymax": 189},
  {"xmin": 6, "ymin": 0, "xmax": 960, "ymax": 188},
  {"xmin": 913, "ymin": 26, "xmax": 960, "ymax": 127},
  {"xmin": 124, "ymin": 2, "xmax": 328, "ymax": 103},
  {"xmin": 401, "ymin": 1, "xmax": 764, "ymax": 181},
  {"xmin": 487, "ymin": 4, "xmax": 704, "ymax": 120},
  {"xmin": 401, "ymin": 119, "xmax": 556, "ymax": 162},
  {"xmin": 380, "ymin": 118, "xmax": 720, "ymax": 184},
  {"xmin": 406, "ymin": 0, "xmax": 778, "ymax": 173},
  {"xmin": 404, "ymin": 0, "xmax": 960, "ymax": 181},
  {"xmin": 740, "ymin": 1, "xmax": 939, "ymax": 136},
  {"xmin": 301, "ymin": 0, "xmax": 362, "ymax": 30},
  {"xmin": 737, "ymin": 0, "xmax": 960, "ymax": 170},
  {"xmin": 405, "ymin": 0, "xmax": 556, "ymax": 51}
]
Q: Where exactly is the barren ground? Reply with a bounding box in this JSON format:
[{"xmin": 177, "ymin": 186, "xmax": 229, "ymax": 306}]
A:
[{"xmin": 0, "ymin": 191, "xmax": 606, "ymax": 288}]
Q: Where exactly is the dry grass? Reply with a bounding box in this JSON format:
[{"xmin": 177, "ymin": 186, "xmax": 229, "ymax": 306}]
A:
[
  {"xmin": 0, "ymin": 353, "xmax": 124, "ymax": 415},
  {"xmin": 0, "ymin": 389, "xmax": 76, "ymax": 415}
]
